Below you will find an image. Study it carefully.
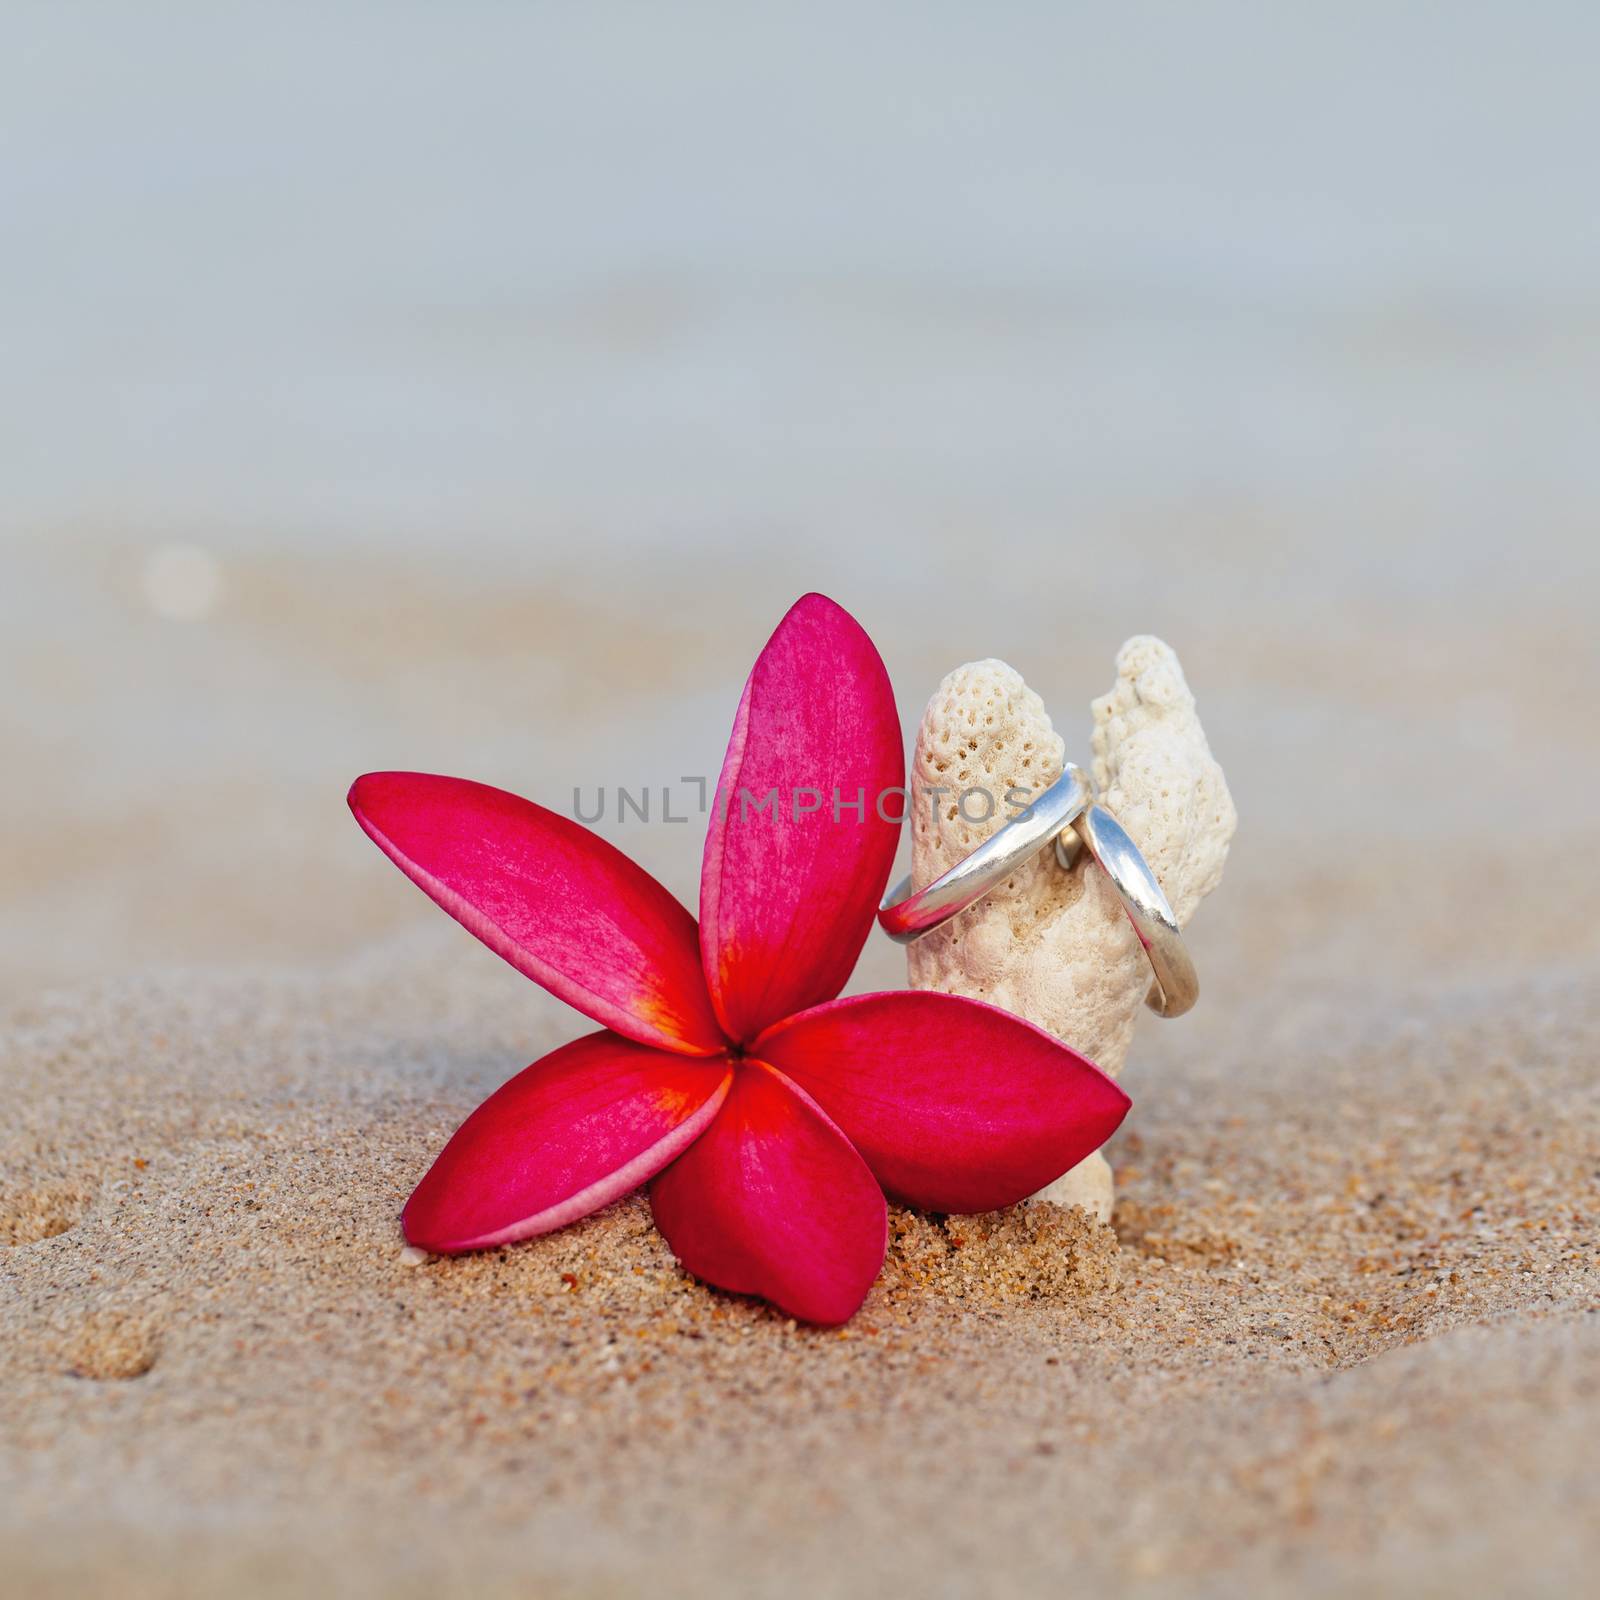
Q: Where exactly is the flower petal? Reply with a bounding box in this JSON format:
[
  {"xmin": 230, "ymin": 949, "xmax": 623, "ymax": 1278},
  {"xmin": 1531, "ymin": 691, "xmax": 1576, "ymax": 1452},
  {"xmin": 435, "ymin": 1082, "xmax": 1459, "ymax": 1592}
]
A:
[
  {"xmin": 649, "ymin": 1060, "xmax": 887, "ymax": 1325},
  {"xmin": 700, "ymin": 594, "xmax": 903, "ymax": 1043},
  {"xmin": 755, "ymin": 991, "xmax": 1131, "ymax": 1213},
  {"xmin": 403, "ymin": 1030, "xmax": 733, "ymax": 1252},
  {"xmin": 351, "ymin": 771, "xmax": 726, "ymax": 1055}
]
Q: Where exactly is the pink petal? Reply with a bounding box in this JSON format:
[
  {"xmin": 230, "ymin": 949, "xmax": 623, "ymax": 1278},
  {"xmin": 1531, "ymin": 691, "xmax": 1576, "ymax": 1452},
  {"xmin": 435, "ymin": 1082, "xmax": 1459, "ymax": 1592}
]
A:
[
  {"xmin": 700, "ymin": 594, "xmax": 903, "ymax": 1043},
  {"xmin": 649, "ymin": 1060, "xmax": 887, "ymax": 1325},
  {"xmin": 351, "ymin": 772, "xmax": 726, "ymax": 1056},
  {"xmin": 403, "ymin": 1030, "xmax": 733, "ymax": 1252},
  {"xmin": 755, "ymin": 991, "xmax": 1131, "ymax": 1213}
]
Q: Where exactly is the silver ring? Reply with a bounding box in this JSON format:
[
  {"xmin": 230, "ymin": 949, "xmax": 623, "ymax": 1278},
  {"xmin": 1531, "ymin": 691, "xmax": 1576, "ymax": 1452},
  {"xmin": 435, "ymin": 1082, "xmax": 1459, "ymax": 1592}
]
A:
[
  {"xmin": 878, "ymin": 770, "xmax": 1198, "ymax": 1020},
  {"xmin": 1070, "ymin": 803, "xmax": 1198, "ymax": 1019},
  {"xmin": 877, "ymin": 766, "xmax": 1093, "ymax": 945}
]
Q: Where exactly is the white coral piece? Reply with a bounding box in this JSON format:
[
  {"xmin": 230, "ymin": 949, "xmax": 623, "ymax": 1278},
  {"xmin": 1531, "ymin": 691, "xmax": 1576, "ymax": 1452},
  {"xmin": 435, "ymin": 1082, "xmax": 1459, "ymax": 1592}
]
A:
[{"xmin": 906, "ymin": 638, "xmax": 1236, "ymax": 1221}]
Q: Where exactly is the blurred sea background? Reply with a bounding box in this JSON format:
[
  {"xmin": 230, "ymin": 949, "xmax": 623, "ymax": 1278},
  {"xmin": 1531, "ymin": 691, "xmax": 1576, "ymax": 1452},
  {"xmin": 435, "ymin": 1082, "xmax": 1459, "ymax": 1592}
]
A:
[{"xmin": 5, "ymin": 1, "xmax": 1599, "ymax": 1016}]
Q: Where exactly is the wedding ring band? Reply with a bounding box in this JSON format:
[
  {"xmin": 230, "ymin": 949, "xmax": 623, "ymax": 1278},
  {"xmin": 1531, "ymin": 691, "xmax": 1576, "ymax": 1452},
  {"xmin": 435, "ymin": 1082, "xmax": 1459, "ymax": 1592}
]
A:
[
  {"xmin": 877, "ymin": 768, "xmax": 1198, "ymax": 1019},
  {"xmin": 1071, "ymin": 803, "xmax": 1198, "ymax": 1019},
  {"xmin": 877, "ymin": 766, "xmax": 1093, "ymax": 945}
]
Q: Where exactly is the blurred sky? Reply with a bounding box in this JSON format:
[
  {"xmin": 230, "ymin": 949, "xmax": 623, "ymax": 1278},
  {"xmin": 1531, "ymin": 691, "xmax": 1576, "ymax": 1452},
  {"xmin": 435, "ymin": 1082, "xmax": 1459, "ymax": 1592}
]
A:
[
  {"xmin": 7, "ymin": 3, "xmax": 1599, "ymax": 574},
  {"xmin": 3, "ymin": 3, "xmax": 1599, "ymax": 997}
]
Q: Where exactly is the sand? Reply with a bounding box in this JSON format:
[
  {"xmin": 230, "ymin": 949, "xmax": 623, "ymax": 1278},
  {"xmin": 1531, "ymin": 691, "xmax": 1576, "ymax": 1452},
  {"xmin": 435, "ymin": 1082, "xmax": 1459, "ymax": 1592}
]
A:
[
  {"xmin": 6, "ymin": 516, "xmax": 1600, "ymax": 1597},
  {"xmin": 5, "ymin": 948, "xmax": 1598, "ymax": 1597}
]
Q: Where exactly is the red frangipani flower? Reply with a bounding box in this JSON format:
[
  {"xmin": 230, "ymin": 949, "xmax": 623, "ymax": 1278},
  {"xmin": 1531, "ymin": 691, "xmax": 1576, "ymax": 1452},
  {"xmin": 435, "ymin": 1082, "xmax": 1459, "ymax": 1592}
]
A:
[{"xmin": 350, "ymin": 594, "xmax": 1129, "ymax": 1324}]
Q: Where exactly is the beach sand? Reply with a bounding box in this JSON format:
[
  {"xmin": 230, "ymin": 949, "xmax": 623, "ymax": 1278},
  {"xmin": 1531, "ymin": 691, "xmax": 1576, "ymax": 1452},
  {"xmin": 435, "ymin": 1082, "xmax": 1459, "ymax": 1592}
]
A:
[
  {"xmin": 4, "ymin": 960, "xmax": 1596, "ymax": 1598},
  {"xmin": 5, "ymin": 531, "xmax": 1600, "ymax": 1597}
]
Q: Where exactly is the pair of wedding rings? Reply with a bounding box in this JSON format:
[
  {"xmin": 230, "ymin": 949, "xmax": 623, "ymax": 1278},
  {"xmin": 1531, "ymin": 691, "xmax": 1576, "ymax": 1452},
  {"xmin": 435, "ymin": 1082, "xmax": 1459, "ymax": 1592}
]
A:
[{"xmin": 877, "ymin": 765, "xmax": 1198, "ymax": 1019}]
